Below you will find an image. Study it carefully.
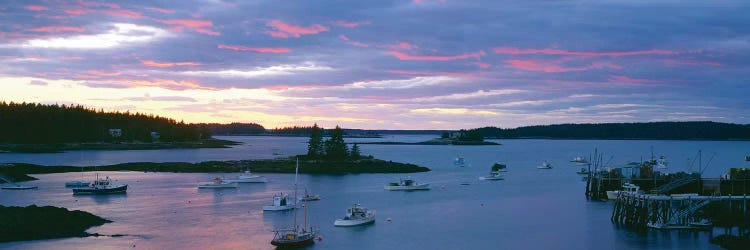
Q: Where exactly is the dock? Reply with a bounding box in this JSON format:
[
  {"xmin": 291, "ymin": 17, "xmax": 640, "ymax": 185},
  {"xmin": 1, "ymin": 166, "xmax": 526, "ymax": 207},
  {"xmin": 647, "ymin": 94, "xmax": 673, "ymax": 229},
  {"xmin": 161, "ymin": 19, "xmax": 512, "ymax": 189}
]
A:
[{"xmin": 611, "ymin": 193, "xmax": 750, "ymax": 228}]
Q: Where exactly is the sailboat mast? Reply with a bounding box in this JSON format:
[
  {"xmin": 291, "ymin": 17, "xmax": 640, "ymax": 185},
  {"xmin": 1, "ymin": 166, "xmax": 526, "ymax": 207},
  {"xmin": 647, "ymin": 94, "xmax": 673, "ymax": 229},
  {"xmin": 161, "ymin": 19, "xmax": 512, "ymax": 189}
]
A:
[{"xmin": 293, "ymin": 158, "xmax": 299, "ymax": 229}]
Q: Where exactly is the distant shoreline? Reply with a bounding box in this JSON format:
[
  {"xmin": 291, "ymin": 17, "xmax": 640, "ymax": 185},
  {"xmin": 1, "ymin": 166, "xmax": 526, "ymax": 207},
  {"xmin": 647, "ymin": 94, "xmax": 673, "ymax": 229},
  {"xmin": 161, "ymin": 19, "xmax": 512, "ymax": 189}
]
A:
[
  {"xmin": 0, "ymin": 138, "xmax": 240, "ymax": 153},
  {"xmin": 484, "ymin": 137, "xmax": 750, "ymax": 141},
  {"xmin": 0, "ymin": 157, "xmax": 430, "ymax": 183}
]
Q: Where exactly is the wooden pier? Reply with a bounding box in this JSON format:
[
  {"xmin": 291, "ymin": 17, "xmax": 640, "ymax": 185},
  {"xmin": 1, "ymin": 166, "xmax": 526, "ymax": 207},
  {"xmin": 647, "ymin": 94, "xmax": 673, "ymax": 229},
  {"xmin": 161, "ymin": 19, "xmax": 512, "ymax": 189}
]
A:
[{"xmin": 611, "ymin": 193, "xmax": 750, "ymax": 228}]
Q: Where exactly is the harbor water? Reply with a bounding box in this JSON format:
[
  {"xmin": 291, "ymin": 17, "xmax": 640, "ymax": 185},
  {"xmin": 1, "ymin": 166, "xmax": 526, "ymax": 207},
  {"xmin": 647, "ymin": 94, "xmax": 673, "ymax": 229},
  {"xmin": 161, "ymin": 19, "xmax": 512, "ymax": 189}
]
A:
[{"xmin": 1, "ymin": 136, "xmax": 748, "ymax": 249}]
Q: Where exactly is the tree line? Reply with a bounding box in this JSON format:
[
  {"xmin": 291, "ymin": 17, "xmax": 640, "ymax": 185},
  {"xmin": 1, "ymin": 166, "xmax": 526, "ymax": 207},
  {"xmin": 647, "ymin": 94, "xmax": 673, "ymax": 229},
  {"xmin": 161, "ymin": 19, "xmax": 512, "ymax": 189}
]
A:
[
  {"xmin": 306, "ymin": 124, "xmax": 361, "ymax": 160},
  {"xmin": 471, "ymin": 122, "xmax": 750, "ymax": 140},
  {"xmin": 0, "ymin": 102, "xmax": 210, "ymax": 144}
]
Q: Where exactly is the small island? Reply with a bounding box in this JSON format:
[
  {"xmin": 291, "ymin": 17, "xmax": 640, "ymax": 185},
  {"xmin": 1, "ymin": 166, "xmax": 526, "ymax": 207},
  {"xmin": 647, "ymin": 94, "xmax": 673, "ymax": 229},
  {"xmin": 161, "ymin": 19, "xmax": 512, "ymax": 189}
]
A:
[{"xmin": 0, "ymin": 205, "xmax": 110, "ymax": 243}]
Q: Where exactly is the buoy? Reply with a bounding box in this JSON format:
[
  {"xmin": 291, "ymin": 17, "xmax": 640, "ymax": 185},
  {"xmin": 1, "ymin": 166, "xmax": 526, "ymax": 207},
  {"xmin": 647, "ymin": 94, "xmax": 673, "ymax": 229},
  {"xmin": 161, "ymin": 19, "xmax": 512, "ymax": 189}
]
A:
[
  {"xmin": 440, "ymin": 185, "xmax": 445, "ymax": 190},
  {"xmin": 481, "ymin": 203, "xmax": 484, "ymax": 207},
  {"xmin": 386, "ymin": 217, "xmax": 392, "ymax": 222},
  {"xmin": 317, "ymin": 236, "xmax": 323, "ymax": 241}
]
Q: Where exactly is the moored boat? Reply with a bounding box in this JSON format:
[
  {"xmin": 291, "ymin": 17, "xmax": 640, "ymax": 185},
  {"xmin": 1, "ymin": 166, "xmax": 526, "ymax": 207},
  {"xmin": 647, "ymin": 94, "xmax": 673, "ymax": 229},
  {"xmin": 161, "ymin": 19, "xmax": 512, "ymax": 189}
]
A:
[
  {"xmin": 454, "ymin": 156, "xmax": 466, "ymax": 167},
  {"xmin": 198, "ymin": 177, "xmax": 238, "ymax": 189},
  {"xmin": 263, "ymin": 193, "xmax": 296, "ymax": 211},
  {"xmin": 334, "ymin": 204, "xmax": 375, "ymax": 227},
  {"xmin": 479, "ymin": 171, "xmax": 504, "ymax": 181},
  {"xmin": 384, "ymin": 178, "xmax": 430, "ymax": 191},
  {"xmin": 299, "ymin": 188, "xmax": 320, "ymax": 201},
  {"xmin": 72, "ymin": 175, "xmax": 127, "ymax": 195},
  {"xmin": 606, "ymin": 183, "xmax": 640, "ymax": 200},
  {"xmin": 571, "ymin": 156, "xmax": 588, "ymax": 163},
  {"xmin": 537, "ymin": 161, "xmax": 552, "ymax": 169},
  {"xmin": 226, "ymin": 169, "xmax": 267, "ymax": 183},
  {"xmin": 270, "ymin": 158, "xmax": 318, "ymax": 248}
]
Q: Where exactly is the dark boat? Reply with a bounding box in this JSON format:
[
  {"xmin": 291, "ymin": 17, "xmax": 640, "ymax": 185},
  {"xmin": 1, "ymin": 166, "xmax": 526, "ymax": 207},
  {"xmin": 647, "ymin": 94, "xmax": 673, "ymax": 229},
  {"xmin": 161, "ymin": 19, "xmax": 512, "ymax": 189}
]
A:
[
  {"xmin": 72, "ymin": 175, "xmax": 127, "ymax": 195},
  {"xmin": 270, "ymin": 159, "xmax": 318, "ymax": 248}
]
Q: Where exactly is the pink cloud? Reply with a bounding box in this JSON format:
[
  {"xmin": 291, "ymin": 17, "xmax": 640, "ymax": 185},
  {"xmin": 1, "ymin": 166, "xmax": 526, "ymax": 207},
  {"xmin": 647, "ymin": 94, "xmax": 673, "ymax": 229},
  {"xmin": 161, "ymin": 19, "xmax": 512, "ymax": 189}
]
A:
[
  {"xmin": 493, "ymin": 47, "xmax": 677, "ymax": 57},
  {"xmin": 388, "ymin": 70, "xmax": 469, "ymax": 77},
  {"xmin": 339, "ymin": 35, "xmax": 369, "ymax": 47},
  {"xmin": 471, "ymin": 61, "xmax": 490, "ymax": 69},
  {"xmin": 28, "ymin": 26, "xmax": 86, "ymax": 33},
  {"xmin": 390, "ymin": 50, "xmax": 485, "ymax": 61},
  {"xmin": 217, "ymin": 44, "xmax": 292, "ymax": 53},
  {"xmin": 332, "ymin": 20, "xmax": 371, "ymax": 28},
  {"xmin": 161, "ymin": 19, "xmax": 220, "ymax": 36},
  {"xmin": 664, "ymin": 59, "xmax": 722, "ymax": 67},
  {"xmin": 141, "ymin": 60, "xmax": 202, "ymax": 67},
  {"xmin": 87, "ymin": 70, "xmax": 121, "ymax": 76},
  {"xmin": 608, "ymin": 75, "xmax": 662, "ymax": 85},
  {"xmin": 505, "ymin": 59, "xmax": 621, "ymax": 73},
  {"xmin": 26, "ymin": 5, "xmax": 48, "ymax": 11},
  {"xmin": 144, "ymin": 6, "xmax": 175, "ymax": 14},
  {"xmin": 63, "ymin": 9, "xmax": 88, "ymax": 15},
  {"xmin": 102, "ymin": 9, "xmax": 142, "ymax": 18},
  {"xmin": 265, "ymin": 20, "xmax": 329, "ymax": 38}
]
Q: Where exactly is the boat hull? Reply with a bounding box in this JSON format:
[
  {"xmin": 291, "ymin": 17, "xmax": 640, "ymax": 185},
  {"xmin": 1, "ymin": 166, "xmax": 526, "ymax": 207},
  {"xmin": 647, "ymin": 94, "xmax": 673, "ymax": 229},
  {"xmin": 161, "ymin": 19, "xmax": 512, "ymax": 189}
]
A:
[
  {"xmin": 334, "ymin": 217, "xmax": 375, "ymax": 227},
  {"xmin": 479, "ymin": 176, "xmax": 504, "ymax": 180},
  {"xmin": 73, "ymin": 184, "xmax": 127, "ymax": 195},
  {"xmin": 263, "ymin": 205, "xmax": 296, "ymax": 211},
  {"xmin": 384, "ymin": 184, "xmax": 430, "ymax": 191},
  {"xmin": 2, "ymin": 185, "xmax": 38, "ymax": 190},
  {"xmin": 270, "ymin": 235, "xmax": 314, "ymax": 248},
  {"xmin": 197, "ymin": 183, "xmax": 238, "ymax": 188}
]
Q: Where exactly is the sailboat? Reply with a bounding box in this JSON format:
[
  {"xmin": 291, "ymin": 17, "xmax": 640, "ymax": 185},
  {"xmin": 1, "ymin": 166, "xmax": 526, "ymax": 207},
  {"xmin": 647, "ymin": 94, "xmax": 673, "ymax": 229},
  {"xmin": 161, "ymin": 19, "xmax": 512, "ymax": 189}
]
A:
[
  {"xmin": 65, "ymin": 166, "xmax": 90, "ymax": 187},
  {"xmin": 270, "ymin": 158, "xmax": 318, "ymax": 248}
]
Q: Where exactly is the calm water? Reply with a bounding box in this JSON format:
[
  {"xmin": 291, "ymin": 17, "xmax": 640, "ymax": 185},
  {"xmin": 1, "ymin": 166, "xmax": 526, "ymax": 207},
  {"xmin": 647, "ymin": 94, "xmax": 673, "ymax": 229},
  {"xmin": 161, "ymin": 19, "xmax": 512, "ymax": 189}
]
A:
[{"xmin": 1, "ymin": 136, "xmax": 749, "ymax": 250}]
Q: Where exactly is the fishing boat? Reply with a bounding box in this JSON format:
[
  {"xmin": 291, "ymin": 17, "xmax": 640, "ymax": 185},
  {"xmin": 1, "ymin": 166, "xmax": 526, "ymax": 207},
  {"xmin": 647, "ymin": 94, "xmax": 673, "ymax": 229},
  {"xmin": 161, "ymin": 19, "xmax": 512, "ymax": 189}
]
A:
[
  {"xmin": 334, "ymin": 204, "xmax": 376, "ymax": 227},
  {"xmin": 226, "ymin": 169, "xmax": 267, "ymax": 183},
  {"xmin": 72, "ymin": 175, "xmax": 127, "ymax": 195},
  {"xmin": 537, "ymin": 161, "xmax": 552, "ymax": 169},
  {"xmin": 570, "ymin": 156, "xmax": 588, "ymax": 164},
  {"xmin": 454, "ymin": 156, "xmax": 466, "ymax": 167},
  {"xmin": 263, "ymin": 193, "xmax": 296, "ymax": 211},
  {"xmin": 479, "ymin": 171, "xmax": 504, "ymax": 181},
  {"xmin": 270, "ymin": 158, "xmax": 318, "ymax": 248},
  {"xmin": 197, "ymin": 177, "xmax": 238, "ymax": 189},
  {"xmin": 384, "ymin": 178, "xmax": 430, "ymax": 191},
  {"xmin": 606, "ymin": 183, "xmax": 640, "ymax": 200},
  {"xmin": 299, "ymin": 188, "xmax": 320, "ymax": 201}
]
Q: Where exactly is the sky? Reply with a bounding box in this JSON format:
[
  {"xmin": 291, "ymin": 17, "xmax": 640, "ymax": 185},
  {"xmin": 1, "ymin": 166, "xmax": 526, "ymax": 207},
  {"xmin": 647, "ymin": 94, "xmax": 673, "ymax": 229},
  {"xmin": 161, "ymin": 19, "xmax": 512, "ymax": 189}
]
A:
[{"xmin": 1, "ymin": 0, "xmax": 748, "ymax": 129}]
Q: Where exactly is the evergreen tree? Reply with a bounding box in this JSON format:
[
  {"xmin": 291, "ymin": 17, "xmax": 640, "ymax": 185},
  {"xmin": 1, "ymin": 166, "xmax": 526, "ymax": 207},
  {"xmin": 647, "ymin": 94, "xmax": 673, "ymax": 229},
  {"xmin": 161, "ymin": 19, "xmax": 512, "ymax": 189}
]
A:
[
  {"xmin": 324, "ymin": 125, "xmax": 348, "ymax": 159},
  {"xmin": 350, "ymin": 143, "xmax": 361, "ymax": 158},
  {"xmin": 307, "ymin": 123, "xmax": 324, "ymax": 157}
]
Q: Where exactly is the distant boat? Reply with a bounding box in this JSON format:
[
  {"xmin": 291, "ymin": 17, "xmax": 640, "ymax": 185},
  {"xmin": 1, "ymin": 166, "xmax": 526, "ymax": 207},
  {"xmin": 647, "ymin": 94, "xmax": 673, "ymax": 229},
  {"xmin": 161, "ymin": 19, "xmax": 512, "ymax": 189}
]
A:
[
  {"xmin": 270, "ymin": 158, "xmax": 318, "ymax": 248},
  {"xmin": 2, "ymin": 185, "xmax": 38, "ymax": 190},
  {"xmin": 226, "ymin": 169, "xmax": 267, "ymax": 183},
  {"xmin": 263, "ymin": 193, "xmax": 297, "ymax": 211},
  {"xmin": 655, "ymin": 156, "xmax": 668, "ymax": 169},
  {"xmin": 72, "ymin": 175, "xmax": 127, "ymax": 195},
  {"xmin": 537, "ymin": 161, "xmax": 552, "ymax": 169},
  {"xmin": 198, "ymin": 177, "xmax": 238, "ymax": 189},
  {"xmin": 65, "ymin": 165, "xmax": 90, "ymax": 187},
  {"xmin": 479, "ymin": 171, "xmax": 504, "ymax": 181},
  {"xmin": 454, "ymin": 156, "xmax": 466, "ymax": 167},
  {"xmin": 606, "ymin": 183, "xmax": 640, "ymax": 200},
  {"xmin": 334, "ymin": 203, "xmax": 375, "ymax": 227},
  {"xmin": 576, "ymin": 168, "xmax": 590, "ymax": 175},
  {"xmin": 384, "ymin": 178, "xmax": 430, "ymax": 191},
  {"xmin": 299, "ymin": 188, "xmax": 320, "ymax": 201},
  {"xmin": 744, "ymin": 156, "xmax": 749, "ymax": 161},
  {"xmin": 570, "ymin": 156, "xmax": 588, "ymax": 164}
]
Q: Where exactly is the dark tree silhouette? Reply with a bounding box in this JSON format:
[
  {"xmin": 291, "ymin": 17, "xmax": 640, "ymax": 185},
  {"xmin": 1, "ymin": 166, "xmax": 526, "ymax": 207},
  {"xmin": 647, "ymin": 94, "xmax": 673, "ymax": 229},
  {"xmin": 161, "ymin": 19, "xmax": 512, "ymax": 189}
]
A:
[
  {"xmin": 307, "ymin": 123, "xmax": 324, "ymax": 157},
  {"xmin": 325, "ymin": 125, "xmax": 348, "ymax": 159}
]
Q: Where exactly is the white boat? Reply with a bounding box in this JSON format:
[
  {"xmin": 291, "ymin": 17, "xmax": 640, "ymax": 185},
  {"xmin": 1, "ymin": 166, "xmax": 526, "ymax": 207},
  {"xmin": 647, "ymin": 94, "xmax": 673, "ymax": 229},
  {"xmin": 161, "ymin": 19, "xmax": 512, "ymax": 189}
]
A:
[
  {"xmin": 264, "ymin": 193, "xmax": 297, "ymax": 211},
  {"xmin": 454, "ymin": 156, "xmax": 466, "ymax": 167},
  {"xmin": 384, "ymin": 178, "xmax": 430, "ymax": 191},
  {"xmin": 655, "ymin": 156, "xmax": 668, "ymax": 169},
  {"xmin": 479, "ymin": 171, "xmax": 504, "ymax": 181},
  {"xmin": 334, "ymin": 204, "xmax": 375, "ymax": 227},
  {"xmin": 571, "ymin": 156, "xmax": 588, "ymax": 163},
  {"xmin": 606, "ymin": 183, "xmax": 640, "ymax": 200},
  {"xmin": 226, "ymin": 169, "xmax": 267, "ymax": 183},
  {"xmin": 537, "ymin": 161, "xmax": 552, "ymax": 169},
  {"xmin": 270, "ymin": 158, "xmax": 318, "ymax": 247},
  {"xmin": 197, "ymin": 177, "xmax": 238, "ymax": 189}
]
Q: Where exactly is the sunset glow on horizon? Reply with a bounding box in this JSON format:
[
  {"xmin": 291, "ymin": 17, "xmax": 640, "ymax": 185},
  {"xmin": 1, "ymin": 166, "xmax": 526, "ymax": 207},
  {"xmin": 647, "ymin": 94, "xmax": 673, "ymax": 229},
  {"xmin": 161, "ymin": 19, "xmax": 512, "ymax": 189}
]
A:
[{"xmin": 2, "ymin": 0, "xmax": 748, "ymax": 129}]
